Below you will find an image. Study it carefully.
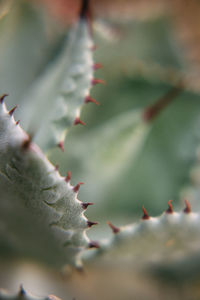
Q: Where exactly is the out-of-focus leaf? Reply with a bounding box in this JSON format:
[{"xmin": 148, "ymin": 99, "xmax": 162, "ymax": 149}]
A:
[
  {"xmin": 50, "ymin": 78, "xmax": 200, "ymax": 218},
  {"xmin": 0, "ymin": 0, "xmax": 60, "ymax": 106},
  {"xmin": 20, "ymin": 18, "xmax": 94, "ymax": 152}
]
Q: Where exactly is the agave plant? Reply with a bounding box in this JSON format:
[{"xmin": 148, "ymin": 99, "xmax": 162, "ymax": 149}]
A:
[{"xmin": 1, "ymin": 0, "xmax": 200, "ymax": 300}]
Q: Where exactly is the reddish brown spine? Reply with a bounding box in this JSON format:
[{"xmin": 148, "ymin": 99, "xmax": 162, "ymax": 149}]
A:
[
  {"xmin": 107, "ymin": 221, "xmax": 120, "ymax": 234},
  {"xmin": 0, "ymin": 94, "xmax": 8, "ymax": 103},
  {"xmin": 166, "ymin": 200, "xmax": 173, "ymax": 214},
  {"xmin": 73, "ymin": 182, "xmax": 84, "ymax": 192},
  {"xmin": 74, "ymin": 117, "xmax": 86, "ymax": 126},
  {"xmin": 142, "ymin": 205, "xmax": 150, "ymax": 220},
  {"xmin": 184, "ymin": 200, "xmax": 191, "ymax": 214}
]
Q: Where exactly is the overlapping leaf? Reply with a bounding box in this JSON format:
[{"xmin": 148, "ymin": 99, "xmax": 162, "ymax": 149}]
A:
[
  {"xmin": 0, "ymin": 99, "xmax": 97, "ymax": 269},
  {"xmin": 20, "ymin": 16, "xmax": 95, "ymax": 152}
]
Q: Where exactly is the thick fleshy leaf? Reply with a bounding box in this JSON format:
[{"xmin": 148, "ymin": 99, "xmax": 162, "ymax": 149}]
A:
[
  {"xmin": 20, "ymin": 17, "xmax": 95, "ymax": 152},
  {"xmin": 0, "ymin": 100, "xmax": 95, "ymax": 268},
  {"xmin": 0, "ymin": 0, "xmax": 58, "ymax": 107},
  {"xmin": 88, "ymin": 202, "xmax": 200, "ymax": 274}
]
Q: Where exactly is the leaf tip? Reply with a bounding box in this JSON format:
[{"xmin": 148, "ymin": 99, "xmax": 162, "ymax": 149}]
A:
[{"xmin": 79, "ymin": 0, "xmax": 91, "ymax": 20}]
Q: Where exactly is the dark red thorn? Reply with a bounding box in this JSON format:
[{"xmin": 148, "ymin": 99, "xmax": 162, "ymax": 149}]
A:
[
  {"xmin": 107, "ymin": 221, "xmax": 120, "ymax": 234},
  {"xmin": 93, "ymin": 63, "xmax": 103, "ymax": 70},
  {"xmin": 0, "ymin": 93, "xmax": 8, "ymax": 103},
  {"xmin": 91, "ymin": 78, "xmax": 105, "ymax": 85},
  {"xmin": 9, "ymin": 105, "xmax": 17, "ymax": 116},
  {"xmin": 55, "ymin": 164, "xmax": 59, "ymax": 171},
  {"xmin": 84, "ymin": 96, "xmax": 100, "ymax": 105},
  {"xmin": 65, "ymin": 171, "xmax": 71, "ymax": 182},
  {"xmin": 16, "ymin": 120, "xmax": 20, "ymax": 125},
  {"xmin": 58, "ymin": 141, "xmax": 64, "ymax": 152},
  {"xmin": 21, "ymin": 135, "xmax": 31, "ymax": 150},
  {"xmin": 74, "ymin": 117, "xmax": 86, "ymax": 126},
  {"xmin": 87, "ymin": 220, "xmax": 98, "ymax": 227},
  {"xmin": 19, "ymin": 285, "xmax": 26, "ymax": 296},
  {"xmin": 88, "ymin": 241, "xmax": 100, "ymax": 249},
  {"xmin": 166, "ymin": 200, "xmax": 173, "ymax": 214},
  {"xmin": 142, "ymin": 205, "xmax": 150, "ymax": 220},
  {"xmin": 73, "ymin": 182, "xmax": 84, "ymax": 192},
  {"xmin": 184, "ymin": 200, "xmax": 191, "ymax": 214},
  {"xmin": 82, "ymin": 202, "xmax": 94, "ymax": 209},
  {"xmin": 93, "ymin": 78, "xmax": 105, "ymax": 84}
]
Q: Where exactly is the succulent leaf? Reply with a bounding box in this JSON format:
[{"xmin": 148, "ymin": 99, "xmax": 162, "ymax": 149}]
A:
[
  {"xmin": 0, "ymin": 100, "xmax": 93, "ymax": 268},
  {"xmin": 20, "ymin": 17, "xmax": 95, "ymax": 152},
  {"xmin": 88, "ymin": 202, "xmax": 200, "ymax": 268},
  {"xmin": 0, "ymin": 0, "xmax": 56, "ymax": 106}
]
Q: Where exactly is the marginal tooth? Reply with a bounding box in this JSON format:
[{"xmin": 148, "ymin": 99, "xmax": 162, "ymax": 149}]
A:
[
  {"xmin": 184, "ymin": 199, "xmax": 191, "ymax": 214},
  {"xmin": 73, "ymin": 182, "xmax": 84, "ymax": 193},
  {"xmin": 91, "ymin": 78, "xmax": 105, "ymax": 85},
  {"xmin": 65, "ymin": 171, "xmax": 71, "ymax": 182},
  {"xmin": 0, "ymin": 93, "xmax": 8, "ymax": 104},
  {"xmin": 107, "ymin": 221, "xmax": 120, "ymax": 234},
  {"xmin": 88, "ymin": 241, "xmax": 100, "ymax": 249},
  {"xmin": 82, "ymin": 202, "xmax": 94, "ymax": 209},
  {"xmin": 58, "ymin": 141, "xmax": 64, "ymax": 152},
  {"xmin": 166, "ymin": 200, "xmax": 173, "ymax": 214},
  {"xmin": 16, "ymin": 120, "xmax": 20, "ymax": 125},
  {"xmin": 87, "ymin": 220, "xmax": 98, "ymax": 227},
  {"xmin": 9, "ymin": 105, "xmax": 17, "ymax": 116},
  {"xmin": 85, "ymin": 95, "xmax": 100, "ymax": 105},
  {"xmin": 142, "ymin": 205, "xmax": 150, "ymax": 220},
  {"xmin": 93, "ymin": 63, "xmax": 103, "ymax": 70},
  {"xmin": 74, "ymin": 117, "xmax": 86, "ymax": 126}
]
